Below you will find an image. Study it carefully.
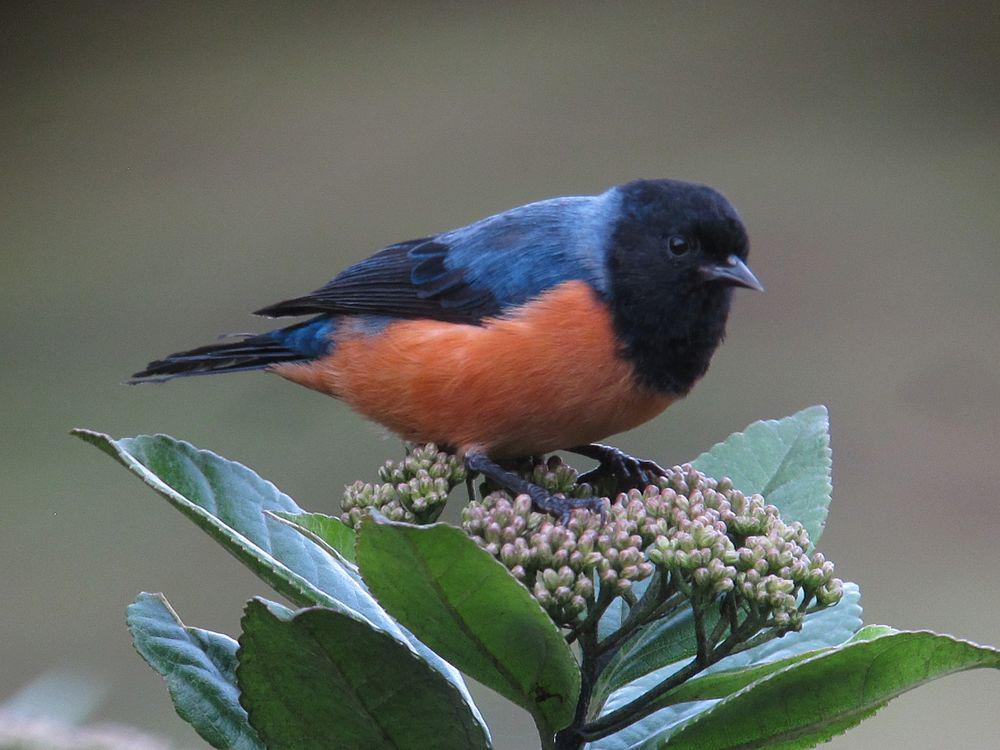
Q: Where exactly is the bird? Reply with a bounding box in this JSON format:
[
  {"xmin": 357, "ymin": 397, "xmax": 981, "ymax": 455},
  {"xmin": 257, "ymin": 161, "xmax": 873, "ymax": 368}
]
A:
[{"xmin": 131, "ymin": 179, "xmax": 762, "ymax": 521}]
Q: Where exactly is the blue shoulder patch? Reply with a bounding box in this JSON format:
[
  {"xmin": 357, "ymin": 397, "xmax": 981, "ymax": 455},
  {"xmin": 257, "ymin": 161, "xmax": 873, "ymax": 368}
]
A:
[
  {"xmin": 436, "ymin": 186, "xmax": 621, "ymax": 308},
  {"xmin": 270, "ymin": 316, "xmax": 338, "ymax": 358}
]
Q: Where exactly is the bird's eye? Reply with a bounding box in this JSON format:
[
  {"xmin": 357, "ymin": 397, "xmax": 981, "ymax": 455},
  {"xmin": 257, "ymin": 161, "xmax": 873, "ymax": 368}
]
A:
[{"xmin": 667, "ymin": 235, "xmax": 691, "ymax": 256}]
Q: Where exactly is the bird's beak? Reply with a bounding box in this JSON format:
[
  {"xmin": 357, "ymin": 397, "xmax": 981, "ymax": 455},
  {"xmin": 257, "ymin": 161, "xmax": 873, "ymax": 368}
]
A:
[{"xmin": 700, "ymin": 255, "xmax": 764, "ymax": 291}]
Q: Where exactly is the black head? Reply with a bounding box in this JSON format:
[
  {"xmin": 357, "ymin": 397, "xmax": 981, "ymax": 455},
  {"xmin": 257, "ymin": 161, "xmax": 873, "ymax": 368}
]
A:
[{"xmin": 607, "ymin": 179, "xmax": 761, "ymax": 394}]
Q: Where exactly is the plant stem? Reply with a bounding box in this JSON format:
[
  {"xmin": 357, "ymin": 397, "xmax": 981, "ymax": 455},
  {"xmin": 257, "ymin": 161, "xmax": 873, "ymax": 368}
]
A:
[
  {"xmin": 578, "ymin": 614, "xmax": 762, "ymax": 741},
  {"xmin": 566, "ymin": 587, "xmax": 615, "ymax": 645},
  {"xmin": 553, "ymin": 581, "xmax": 626, "ymax": 749},
  {"xmin": 726, "ymin": 589, "xmax": 740, "ymax": 631},
  {"xmin": 537, "ymin": 717, "xmax": 558, "ymax": 750},
  {"xmin": 691, "ymin": 596, "xmax": 709, "ymax": 665},
  {"xmin": 553, "ymin": 626, "xmax": 599, "ymax": 749},
  {"xmin": 644, "ymin": 590, "xmax": 687, "ymax": 622},
  {"xmin": 723, "ymin": 621, "xmax": 783, "ymax": 657},
  {"xmin": 595, "ymin": 577, "xmax": 684, "ymax": 657},
  {"xmin": 707, "ymin": 594, "xmax": 734, "ymax": 647}
]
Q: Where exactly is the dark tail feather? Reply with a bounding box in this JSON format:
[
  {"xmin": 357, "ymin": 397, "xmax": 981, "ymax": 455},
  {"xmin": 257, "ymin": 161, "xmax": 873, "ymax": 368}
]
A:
[{"xmin": 129, "ymin": 332, "xmax": 308, "ymax": 384}]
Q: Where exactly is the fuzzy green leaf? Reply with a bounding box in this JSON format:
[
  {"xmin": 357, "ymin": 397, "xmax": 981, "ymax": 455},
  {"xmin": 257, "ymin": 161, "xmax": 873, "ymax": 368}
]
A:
[
  {"xmin": 74, "ymin": 430, "xmax": 384, "ymax": 619},
  {"xmin": 356, "ymin": 516, "xmax": 581, "ymax": 732},
  {"xmin": 594, "ymin": 583, "xmax": 861, "ymax": 712},
  {"xmin": 692, "ymin": 405, "xmax": 832, "ymax": 545},
  {"xmin": 592, "ymin": 604, "xmax": 720, "ymax": 713},
  {"xmin": 595, "ymin": 408, "xmax": 835, "ymax": 712},
  {"xmin": 699, "ymin": 582, "xmax": 863, "ymax": 670},
  {"xmin": 598, "ymin": 576, "xmax": 653, "ymax": 643},
  {"xmin": 74, "ymin": 430, "xmax": 482, "ymax": 720},
  {"xmin": 654, "ymin": 630, "xmax": 1000, "ymax": 749},
  {"xmin": 237, "ymin": 598, "xmax": 491, "ymax": 750},
  {"xmin": 126, "ymin": 592, "xmax": 262, "ymax": 750},
  {"xmin": 268, "ymin": 510, "xmax": 356, "ymax": 564},
  {"xmin": 606, "ymin": 617, "xmax": 892, "ymax": 722}
]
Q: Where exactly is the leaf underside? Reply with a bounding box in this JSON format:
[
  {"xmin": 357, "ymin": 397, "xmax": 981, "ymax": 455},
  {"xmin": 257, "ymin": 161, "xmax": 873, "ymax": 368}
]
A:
[
  {"xmin": 693, "ymin": 405, "xmax": 832, "ymax": 545},
  {"xmin": 75, "ymin": 430, "xmax": 488, "ymax": 741},
  {"xmin": 594, "ymin": 583, "xmax": 862, "ymax": 713},
  {"xmin": 662, "ymin": 630, "xmax": 1000, "ymax": 750},
  {"xmin": 81, "ymin": 415, "xmax": 1000, "ymax": 750},
  {"xmin": 126, "ymin": 592, "xmax": 262, "ymax": 750}
]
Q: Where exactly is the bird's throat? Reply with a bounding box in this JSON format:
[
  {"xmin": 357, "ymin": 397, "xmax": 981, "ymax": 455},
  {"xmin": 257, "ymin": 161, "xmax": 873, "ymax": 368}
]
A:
[{"xmin": 611, "ymin": 287, "xmax": 732, "ymax": 396}]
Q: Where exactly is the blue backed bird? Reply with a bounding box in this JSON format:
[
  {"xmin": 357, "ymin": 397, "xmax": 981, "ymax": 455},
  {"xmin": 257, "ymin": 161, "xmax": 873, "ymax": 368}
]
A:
[{"xmin": 132, "ymin": 179, "xmax": 762, "ymax": 519}]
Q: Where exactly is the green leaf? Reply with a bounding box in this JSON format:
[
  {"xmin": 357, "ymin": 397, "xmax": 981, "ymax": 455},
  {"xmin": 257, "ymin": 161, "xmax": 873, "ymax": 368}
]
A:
[
  {"xmin": 592, "ymin": 583, "xmax": 862, "ymax": 724},
  {"xmin": 638, "ymin": 649, "xmax": 821, "ymax": 709},
  {"xmin": 849, "ymin": 624, "xmax": 897, "ymax": 642},
  {"xmin": 126, "ymin": 592, "xmax": 262, "ymax": 750},
  {"xmin": 75, "ymin": 430, "xmax": 483, "ymax": 720},
  {"xmin": 692, "ymin": 405, "xmax": 832, "ymax": 545},
  {"xmin": 268, "ymin": 510, "xmax": 356, "ymax": 564},
  {"xmin": 657, "ymin": 625, "xmax": 899, "ymax": 707},
  {"xmin": 704, "ymin": 582, "xmax": 863, "ymax": 670},
  {"xmin": 585, "ymin": 700, "xmax": 714, "ymax": 750},
  {"xmin": 595, "ymin": 583, "xmax": 861, "ymax": 708},
  {"xmin": 74, "ymin": 430, "xmax": 386, "ymax": 621},
  {"xmin": 356, "ymin": 516, "xmax": 581, "ymax": 732},
  {"xmin": 660, "ymin": 630, "xmax": 1000, "ymax": 750},
  {"xmin": 598, "ymin": 576, "xmax": 653, "ymax": 642},
  {"xmin": 593, "ymin": 605, "xmax": 720, "ymax": 711},
  {"xmin": 594, "ymin": 408, "xmax": 838, "ymax": 723},
  {"xmin": 237, "ymin": 598, "xmax": 491, "ymax": 750}
]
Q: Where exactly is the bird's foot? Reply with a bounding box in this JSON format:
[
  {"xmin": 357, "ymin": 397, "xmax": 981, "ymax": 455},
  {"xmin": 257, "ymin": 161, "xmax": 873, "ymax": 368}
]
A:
[
  {"xmin": 464, "ymin": 449, "xmax": 609, "ymax": 525},
  {"xmin": 527, "ymin": 486, "xmax": 608, "ymax": 525},
  {"xmin": 575, "ymin": 443, "xmax": 668, "ymax": 494}
]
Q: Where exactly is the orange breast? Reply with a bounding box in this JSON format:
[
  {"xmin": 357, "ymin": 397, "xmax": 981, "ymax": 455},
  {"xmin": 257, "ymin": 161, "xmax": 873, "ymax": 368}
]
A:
[{"xmin": 273, "ymin": 280, "xmax": 675, "ymax": 458}]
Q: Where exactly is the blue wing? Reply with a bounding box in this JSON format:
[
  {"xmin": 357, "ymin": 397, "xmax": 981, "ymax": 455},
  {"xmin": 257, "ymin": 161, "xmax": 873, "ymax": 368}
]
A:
[{"xmin": 255, "ymin": 187, "xmax": 622, "ymax": 324}]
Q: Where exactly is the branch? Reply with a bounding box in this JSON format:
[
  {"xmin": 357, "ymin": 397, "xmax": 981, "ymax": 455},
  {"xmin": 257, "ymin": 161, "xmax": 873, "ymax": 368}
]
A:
[
  {"xmin": 596, "ymin": 575, "xmax": 685, "ymax": 656},
  {"xmin": 707, "ymin": 593, "xmax": 735, "ymax": 647},
  {"xmin": 621, "ymin": 588, "xmax": 638, "ymax": 608},
  {"xmin": 580, "ymin": 614, "xmax": 763, "ymax": 741},
  {"xmin": 554, "ymin": 617, "xmax": 602, "ymax": 749},
  {"xmin": 566, "ymin": 586, "xmax": 615, "ymax": 645},
  {"xmin": 691, "ymin": 596, "xmax": 709, "ymax": 665}
]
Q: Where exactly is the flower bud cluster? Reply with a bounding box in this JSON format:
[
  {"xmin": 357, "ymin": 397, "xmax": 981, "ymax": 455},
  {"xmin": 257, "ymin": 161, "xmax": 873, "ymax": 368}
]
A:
[
  {"xmin": 528, "ymin": 455, "xmax": 591, "ymax": 497},
  {"xmin": 476, "ymin": 455, "xmax": 594, "ymax": 501},
  {"xmin": 340, "ymin": 443, "xmax": 466, "ymax": 529},
  {"xmin": 462, "ymin": 458, "xmax": 843, "ymax": 629},
  {"xmin": 463, "ymin": 492, "xmax": 617, "ymax": 624},
  {"xmin": 640, "ymin": 465, "xmax": 843, "ymax": 628},
  {"xmin": 462, "ymin": 457, "xmax": 654, "ymax": 625}
]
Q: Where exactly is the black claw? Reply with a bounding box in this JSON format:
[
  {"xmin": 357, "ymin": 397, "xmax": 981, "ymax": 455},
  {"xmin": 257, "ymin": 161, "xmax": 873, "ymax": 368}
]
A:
[
  {"xmin": 573, "ymin": 444, "xmax": 668, "ymax": 495},
  {"xmin": 576, "ymin": 467, "xmax": 604, "ymax": 486},
  {"xmin": 583, "ymin": 496, "xmax": 609, "ymax": 525},
  {"xmin": 638, "ymin": 458, "xmax": 668, "ymax": 480},
  {"xmin": 563, "ymin": 495, "xmax": 608, "ymax": 525}
]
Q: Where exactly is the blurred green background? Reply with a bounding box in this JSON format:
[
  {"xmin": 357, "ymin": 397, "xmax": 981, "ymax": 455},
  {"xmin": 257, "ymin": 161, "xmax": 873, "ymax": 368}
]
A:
[{"xmin": 3, "ymin": 2, "xmax": 998, "ymax": 747}]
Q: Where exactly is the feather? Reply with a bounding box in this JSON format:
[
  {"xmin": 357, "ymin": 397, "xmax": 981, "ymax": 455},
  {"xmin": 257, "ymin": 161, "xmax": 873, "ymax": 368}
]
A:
[
  {"xmin": 252, "ymin": 189, "xmax": 621, "ymax": 326},
  {"xmin": 129, "ymin": 317, "xmax": 335, "ymax": 383}
]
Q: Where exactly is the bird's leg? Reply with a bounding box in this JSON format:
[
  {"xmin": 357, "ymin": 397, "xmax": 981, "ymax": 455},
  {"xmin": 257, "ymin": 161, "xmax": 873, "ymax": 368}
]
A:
[
  {"xmin": 569, "ymin": 443, "xmax": 668, "ymax": 493},
  {"xmin": 464, "ymin": 450, "xmax": 606, "ymax": 524}
]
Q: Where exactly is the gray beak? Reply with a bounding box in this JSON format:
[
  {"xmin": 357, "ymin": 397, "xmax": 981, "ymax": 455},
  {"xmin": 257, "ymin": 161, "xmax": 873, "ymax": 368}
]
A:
[{"xmin": 700, "ymin": 255, "xmax": 764, "ymax": 291}]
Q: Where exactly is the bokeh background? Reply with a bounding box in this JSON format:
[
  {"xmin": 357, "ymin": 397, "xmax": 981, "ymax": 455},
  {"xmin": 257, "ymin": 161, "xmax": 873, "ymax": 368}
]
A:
[{"xmin": 3, "ymin": 2, "xmax": 998, "ymax": 747}]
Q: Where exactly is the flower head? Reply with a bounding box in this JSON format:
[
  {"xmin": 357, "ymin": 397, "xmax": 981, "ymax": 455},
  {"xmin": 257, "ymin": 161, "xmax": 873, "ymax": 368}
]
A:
[
  {"xmin": 342, "ymin": 447, "xmax": 842, "ymax": 632},
  {"xmin": 463, "ymin": 458, "xmax": 842, "ymax": 629},
  {"xmin": 341, "ymin": 443, "xmax": 465, "ymax": 528}
]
